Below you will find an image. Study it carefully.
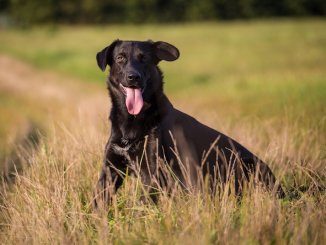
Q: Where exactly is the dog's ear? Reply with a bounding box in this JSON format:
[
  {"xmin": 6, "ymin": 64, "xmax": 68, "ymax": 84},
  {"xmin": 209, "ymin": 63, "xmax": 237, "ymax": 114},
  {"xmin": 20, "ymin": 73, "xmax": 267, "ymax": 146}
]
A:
[
  {"xmin": 96, "ymin": 39, "xmax": 119, "ymax": 71},
  {"xmin": 153, "ymin": 41, "xmax": 179, "ymax": 62}
]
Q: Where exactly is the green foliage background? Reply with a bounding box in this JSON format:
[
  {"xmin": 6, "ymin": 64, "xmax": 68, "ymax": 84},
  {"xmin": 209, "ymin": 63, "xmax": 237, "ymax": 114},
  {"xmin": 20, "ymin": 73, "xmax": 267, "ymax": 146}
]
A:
[{"xmin": 0, "ymin": 0, "xmax": 325, "ymax": 24}]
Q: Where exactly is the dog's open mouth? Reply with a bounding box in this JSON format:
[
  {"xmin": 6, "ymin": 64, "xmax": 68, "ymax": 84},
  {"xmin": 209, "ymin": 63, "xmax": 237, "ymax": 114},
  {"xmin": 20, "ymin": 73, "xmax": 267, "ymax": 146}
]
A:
[{"xmin": 119, "ymin": 83, "xmax": 144, "ymax": 115}]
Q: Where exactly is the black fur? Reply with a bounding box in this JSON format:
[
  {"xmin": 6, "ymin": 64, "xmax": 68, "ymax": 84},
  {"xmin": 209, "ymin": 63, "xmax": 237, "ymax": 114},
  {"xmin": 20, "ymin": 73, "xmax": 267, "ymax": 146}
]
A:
[{"xmin": 93, "ymin": 40, "xmax": 284, "ymax": 207}]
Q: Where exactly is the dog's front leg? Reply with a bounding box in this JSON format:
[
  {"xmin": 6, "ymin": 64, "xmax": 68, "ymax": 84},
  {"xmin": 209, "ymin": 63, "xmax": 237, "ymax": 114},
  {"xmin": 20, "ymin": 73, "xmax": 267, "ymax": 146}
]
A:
[
  {"xmin": 138, "ymin": 134, "xmax": 161, "ymax": 204},
  {"xmin": 93, "ymin": 146, "xmax": 126, "ymax": 209}
]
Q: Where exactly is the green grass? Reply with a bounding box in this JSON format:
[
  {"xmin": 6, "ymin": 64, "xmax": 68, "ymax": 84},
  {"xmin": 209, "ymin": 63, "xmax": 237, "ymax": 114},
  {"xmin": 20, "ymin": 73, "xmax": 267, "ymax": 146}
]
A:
[
  {"xmin": 0, "ymin": 19, "xmax": 325, "ymax": 244},
  {"xmin": 1, "ymin": 19, "xmax": 325, "ymax": 121}
]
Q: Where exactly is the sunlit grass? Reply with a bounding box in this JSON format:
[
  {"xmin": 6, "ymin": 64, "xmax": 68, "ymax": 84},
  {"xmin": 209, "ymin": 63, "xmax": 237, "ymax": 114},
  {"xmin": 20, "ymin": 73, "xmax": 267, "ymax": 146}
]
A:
[
  {"xmin": 0, "ymin": 19, "xmax": 325, "ymax": 244},
  {"xmin": 0, "ymin": 105, "xmax": 324, "ymax": 244},
  {"xmin": 0, "ymin": 92, "xmax": 46, "ymax": 167}
]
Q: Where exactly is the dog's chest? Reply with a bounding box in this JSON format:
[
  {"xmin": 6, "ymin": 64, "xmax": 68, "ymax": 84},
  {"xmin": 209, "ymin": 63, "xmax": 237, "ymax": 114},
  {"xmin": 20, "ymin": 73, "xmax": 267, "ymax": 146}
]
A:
[
  {"xmin": 111, "ymin": 135, "xmax": 147, "ymax": 164},
  {"xmin": 113, "ymin": 124, "xmax": 159, "ymax": 162},
  {"xmin": 119, "ymin": 120, "xmax": 144, "ymax": 142}
]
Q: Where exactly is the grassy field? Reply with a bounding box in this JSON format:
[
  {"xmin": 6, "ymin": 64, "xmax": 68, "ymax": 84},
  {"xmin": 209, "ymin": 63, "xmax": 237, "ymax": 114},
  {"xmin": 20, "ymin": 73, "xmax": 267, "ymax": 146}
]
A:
[{"xmin": 0, "ymin": 19, "xmax": 325, "ymax": 244}]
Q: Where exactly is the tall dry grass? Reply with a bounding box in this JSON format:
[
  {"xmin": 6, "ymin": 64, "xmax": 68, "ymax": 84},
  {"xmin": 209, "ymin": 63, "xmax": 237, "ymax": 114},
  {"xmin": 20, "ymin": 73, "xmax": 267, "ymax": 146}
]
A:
[{"xmin": 0, "ymin": 99, "xmax": 324, "ymax": 244}]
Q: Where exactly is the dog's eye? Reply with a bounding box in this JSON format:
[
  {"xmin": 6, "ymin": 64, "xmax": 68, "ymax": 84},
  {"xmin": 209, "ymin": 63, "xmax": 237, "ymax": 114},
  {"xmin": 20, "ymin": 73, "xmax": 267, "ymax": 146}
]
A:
[{"xmin": 116, "ymin": 55, "xmax": 126, "ymax": 63}]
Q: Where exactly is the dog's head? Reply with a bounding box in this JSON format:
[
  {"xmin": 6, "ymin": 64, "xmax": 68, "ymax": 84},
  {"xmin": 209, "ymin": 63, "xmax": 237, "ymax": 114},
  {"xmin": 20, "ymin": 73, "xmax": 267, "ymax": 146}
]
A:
[{"xmin": 96, "ymin": 40, "xmax": 179, "ymax": 115}]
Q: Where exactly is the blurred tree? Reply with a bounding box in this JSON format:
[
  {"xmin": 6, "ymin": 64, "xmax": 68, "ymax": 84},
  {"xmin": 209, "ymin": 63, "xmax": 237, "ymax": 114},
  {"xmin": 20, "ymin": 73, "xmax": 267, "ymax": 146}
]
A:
[
  {"xmin": 185, "ymin": 0, "xmax": 216, "ymax": 21},
  {"xmin": 10, "ymin": 0, "xmax": 56, "ymax": 24},
  {"xmin": 0, "ymin": 0, "xmax": 9, "ymax": 12},
  {"xmin": 5, "ymin": 0, "xmax": 326, "ymax": 25},
  {"xmin": 124, "ymin": 0, "xmax": 157, "ymax": 23},
  {"xmin": 304, "ymin": 0, "xmax": 326, "ymax": 15}
]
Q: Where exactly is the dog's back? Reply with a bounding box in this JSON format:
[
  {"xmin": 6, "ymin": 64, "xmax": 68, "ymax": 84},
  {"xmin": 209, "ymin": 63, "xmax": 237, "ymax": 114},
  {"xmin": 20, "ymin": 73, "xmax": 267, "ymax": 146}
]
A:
[{"xmin": 159, "ymin": 102, "xmax": 284, "ymax": 196}]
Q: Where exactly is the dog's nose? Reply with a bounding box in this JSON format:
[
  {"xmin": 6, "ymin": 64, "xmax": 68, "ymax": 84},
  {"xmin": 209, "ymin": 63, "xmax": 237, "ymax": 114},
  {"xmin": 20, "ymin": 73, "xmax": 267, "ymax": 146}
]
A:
[{"xmin": 127, "ymin": 72, "xmax": 141, "ymax": 82}]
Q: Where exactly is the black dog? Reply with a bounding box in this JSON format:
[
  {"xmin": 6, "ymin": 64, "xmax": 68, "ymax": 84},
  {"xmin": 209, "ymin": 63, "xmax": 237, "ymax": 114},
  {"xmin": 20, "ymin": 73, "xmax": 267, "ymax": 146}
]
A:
[{"xmin": 94, "ymin": 40, "xmax": 284, "ymax": 207}]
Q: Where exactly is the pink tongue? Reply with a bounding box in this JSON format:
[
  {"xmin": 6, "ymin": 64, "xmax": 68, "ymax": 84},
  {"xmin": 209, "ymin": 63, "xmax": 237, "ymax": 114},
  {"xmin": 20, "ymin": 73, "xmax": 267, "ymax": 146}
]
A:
[{"xmin": 125, "ymin": 87, "xmax": 144, "ymax": 115}]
